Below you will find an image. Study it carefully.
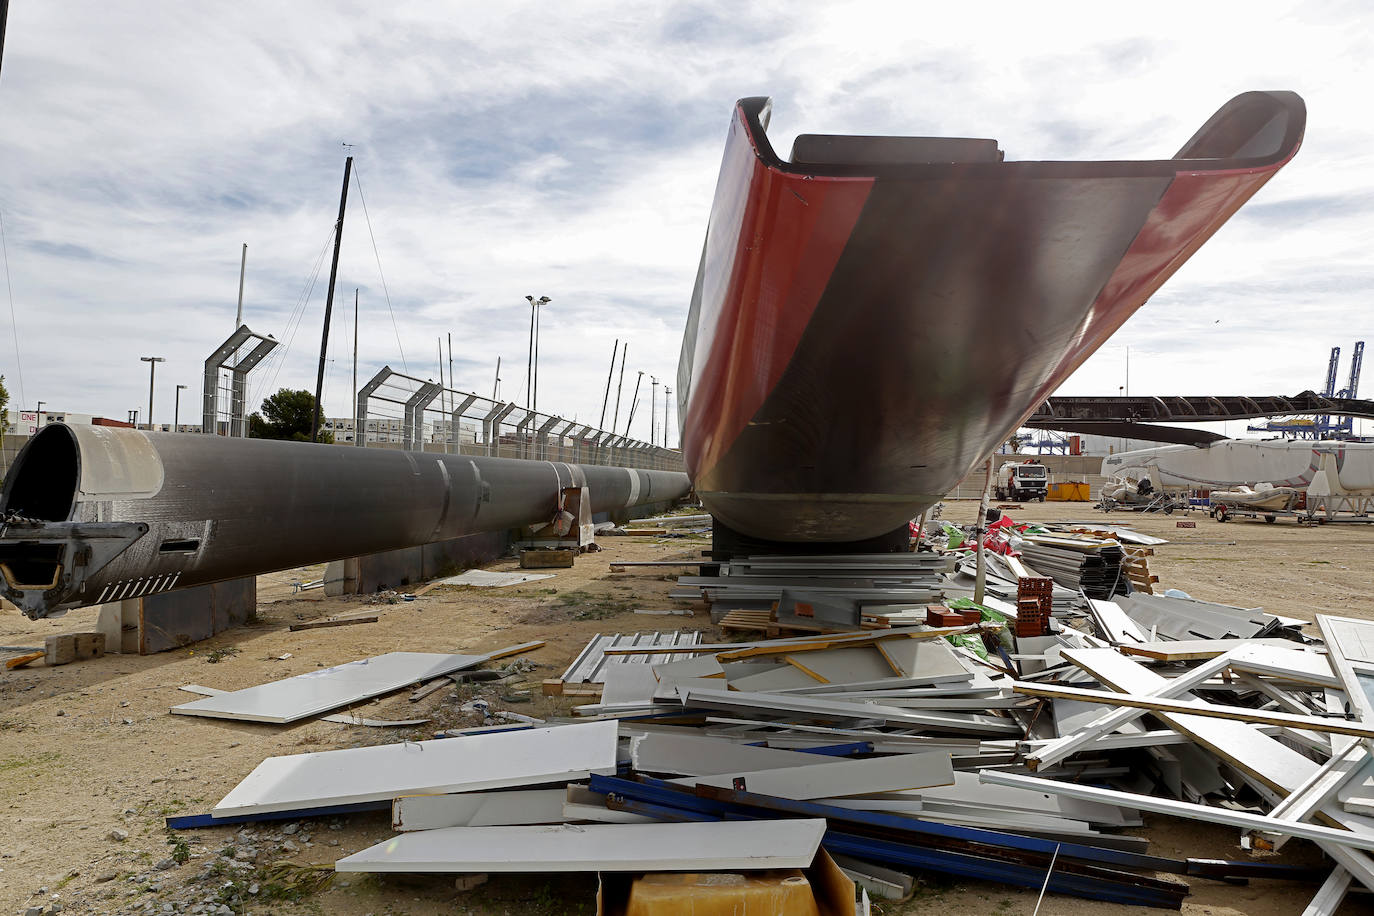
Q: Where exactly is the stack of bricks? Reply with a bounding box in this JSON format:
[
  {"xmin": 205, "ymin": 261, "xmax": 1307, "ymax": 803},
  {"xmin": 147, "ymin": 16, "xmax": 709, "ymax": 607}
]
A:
[
  {"xmin": 926, "ymin": 605, "xmax": 965, "ymax": 628},
  {"xmin": 1016, "ymin": 576, "xmax": 1054, "ymax": 638}
]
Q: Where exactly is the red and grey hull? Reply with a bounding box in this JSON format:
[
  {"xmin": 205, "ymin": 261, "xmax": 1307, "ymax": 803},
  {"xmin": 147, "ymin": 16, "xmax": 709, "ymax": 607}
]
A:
[{"xmin": 678, "ymin": 93, "xmax": 1305, "ymax": 542}]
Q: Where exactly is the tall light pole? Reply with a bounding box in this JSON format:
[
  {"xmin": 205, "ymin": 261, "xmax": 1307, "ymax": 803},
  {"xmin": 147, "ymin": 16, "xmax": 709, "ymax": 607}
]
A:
[
  {"xmin": 524, "ymin": 295, "xmax": 550, "ymax": 414},
  {"xmin": 174, "ymin": 384, "xmax": 188, "ymax": 432},
  {"xmin": 663, "ymin": 386, "xmax": 672, "ymax": 449},
  {"xmin": 140, "ymin": 356, "xmax": 165, "ymax": 430},
  {"xmin": 649, "ymin": 376, "xmax": 659, "ymax": 448}
]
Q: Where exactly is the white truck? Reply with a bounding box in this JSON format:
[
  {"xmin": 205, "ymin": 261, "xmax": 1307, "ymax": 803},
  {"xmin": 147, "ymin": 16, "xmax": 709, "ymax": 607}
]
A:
[{"xmin": 995, "ymin": 460, "xmax": 1048, "ymax": 502}]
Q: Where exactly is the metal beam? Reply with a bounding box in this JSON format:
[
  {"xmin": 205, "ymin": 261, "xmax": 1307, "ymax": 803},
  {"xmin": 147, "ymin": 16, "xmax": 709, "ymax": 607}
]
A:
[
  {"xmin": 484, "ymin": 402, "xmax": 518, "ymax": 455},
  {"xmin": 1027, "ymin": 393, "xmax": 1374, "ymax": 426},
  {"xmin": 449, "ymin": 394, "xmax": 479, "ymax": 449},
  {"xmin": 355, "ymin": 366, "xmax": 394, "ymax": 447},
  {"xmin": 403, "ymin": 382, "xmax": 444, "ymax": 451},
  {"xmin": 981, "ymin": 771, "xmax": 1374, "ymax": 855},
  {"xmin": 228, "ymin": 337, "xmax": 280, "ymax": 438},
  {"xmin": 203, "ymin": 325, "xmax": 271, "ymax": 436}
]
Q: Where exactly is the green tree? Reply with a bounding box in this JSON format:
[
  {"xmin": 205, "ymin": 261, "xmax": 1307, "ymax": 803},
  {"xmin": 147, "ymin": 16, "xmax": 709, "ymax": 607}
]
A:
[{"xmin": 248, "ymin": 388, "xmax": 333, "ymax": 443}]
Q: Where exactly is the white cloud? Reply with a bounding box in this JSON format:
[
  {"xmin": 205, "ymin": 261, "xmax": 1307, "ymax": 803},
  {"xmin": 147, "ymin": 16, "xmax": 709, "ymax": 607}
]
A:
[{"xmin": 0, "ymin": 1, "xmax": 1370, "ymax": 445}]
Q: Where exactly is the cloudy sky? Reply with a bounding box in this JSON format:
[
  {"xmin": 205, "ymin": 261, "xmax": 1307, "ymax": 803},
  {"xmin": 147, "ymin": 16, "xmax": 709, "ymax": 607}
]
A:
[{"xmin": 0, "ymin": 1, "xmax": 1370, "ymax": 444}]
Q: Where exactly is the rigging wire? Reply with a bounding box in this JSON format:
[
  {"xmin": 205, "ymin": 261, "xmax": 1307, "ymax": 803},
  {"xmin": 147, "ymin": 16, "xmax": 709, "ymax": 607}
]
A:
[
  {"xmin": 320, "ymin": 275, "xmax": 355, "ymax": 433},
  {"xmin": 350, "ymin": 165, "xmax": 409, "ymax": 377},
  {"xmin": 251, "ymin": 222, "xmax": 337, "ymax": 409},
  {"xmin": 0, "ymin": 208, "xmax": 27, "ymax": 410}
]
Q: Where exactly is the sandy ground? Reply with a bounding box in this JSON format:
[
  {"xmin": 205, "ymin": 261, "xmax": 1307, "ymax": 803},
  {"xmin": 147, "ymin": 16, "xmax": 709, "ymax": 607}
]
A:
[{"xmin": 0, "ymin": 502, "xmax": 1371, "ymax": 915}]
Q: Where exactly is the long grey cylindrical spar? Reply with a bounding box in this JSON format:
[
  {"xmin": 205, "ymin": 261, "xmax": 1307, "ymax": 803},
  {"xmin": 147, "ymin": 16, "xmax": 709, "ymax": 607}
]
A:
[{"xmin": 0, "ymin": 424, "xmax": 690, "ymax": 619}]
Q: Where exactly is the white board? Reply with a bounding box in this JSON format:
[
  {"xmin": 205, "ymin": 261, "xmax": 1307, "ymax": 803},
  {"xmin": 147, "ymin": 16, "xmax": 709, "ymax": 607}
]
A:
[
  {"xmin": 392, "ymin": 789, "xmax": 567, "ymax": 830},
  {"xmin": 437, "ymin": 569, "xmax": 555, "ymax": 588},
  {"xmin": 334, "ymin": 819, "xmax": 827, "ymax": 873},
  {"xmin": 671, "ymin": 751, "xmax": 954, "ymax": 798},
  {"xmin": 875, "ymin": 637, "xmax": 972, "ymax": 681},
  {"xmin": 178, "ymin": 684, "xmax": 430, "ymax": 728},
  {"xmin": 632, "ymin": 731, "xmax": 828, "ymax": 777},
  {"xmin": 212, "ymin": 720, "xmax": 619, "ymax": 817},
  {"xmin": 786, "ymin": 647, "xmax": 896, "ymax": 684},
  {"xmin": 172, "ymin": 651, "xmax": 488, "ymax": 724},
  {"xmin": 599, "ymin": 664, "xmax": 661, "ymax": 706}
]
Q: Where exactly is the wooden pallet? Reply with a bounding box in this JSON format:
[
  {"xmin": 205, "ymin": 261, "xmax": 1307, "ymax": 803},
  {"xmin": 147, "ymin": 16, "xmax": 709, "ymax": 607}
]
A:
[
  {"xmin": 1121, "ymin": 550, "xmax": 1159, "ymax": 595},
  {"xmin": 718, "ymin": 609, "xmax": 779, "ymax": 637},
  {"xmin": 541, "ymin": 678, "xmax": 605, "ymax": 698}
]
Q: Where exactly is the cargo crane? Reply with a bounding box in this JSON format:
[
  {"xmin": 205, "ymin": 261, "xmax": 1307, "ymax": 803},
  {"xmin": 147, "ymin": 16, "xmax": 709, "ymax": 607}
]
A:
[{"xmin": 1248, "ymin": 341, "xmax": 1365, "ymax": 440}]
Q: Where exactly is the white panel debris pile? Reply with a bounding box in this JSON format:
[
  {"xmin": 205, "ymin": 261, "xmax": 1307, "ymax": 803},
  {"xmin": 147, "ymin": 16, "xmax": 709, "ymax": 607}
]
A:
[
  {"xmin": 335, "ymin": 819, "xmax": 828, "ymax": 873},
  {"xmin": 212, "ymin": 720, "xmax": 619, "ymax": 816},
  {"xmin": 172, "ymin": 642, "xmax": 541, "ymax": 724},
  {"xmin": 192, "ymin": 518, "xmax": 1374, "ymax": 913}
]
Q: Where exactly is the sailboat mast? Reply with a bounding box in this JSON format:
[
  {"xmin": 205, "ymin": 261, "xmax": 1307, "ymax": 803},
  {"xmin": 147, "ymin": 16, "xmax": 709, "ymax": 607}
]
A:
[
  {"xmin": 352, "ymin": 288, "xmax": 358, "ymax": 445},
  {"xmin": 311, "ymin": 155, "xmax": 353, "ymax": 443}
]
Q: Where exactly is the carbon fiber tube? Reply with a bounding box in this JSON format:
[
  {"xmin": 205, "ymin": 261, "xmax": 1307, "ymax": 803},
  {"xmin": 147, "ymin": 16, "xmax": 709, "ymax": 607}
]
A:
[{"xmin": 0, "ymin": 424, "xmax": 690, "ymax": 617}]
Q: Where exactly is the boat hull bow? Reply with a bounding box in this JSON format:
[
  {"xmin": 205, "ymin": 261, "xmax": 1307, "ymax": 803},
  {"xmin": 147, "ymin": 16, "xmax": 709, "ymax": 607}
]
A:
[{"xmin": 679, "ymin": 92, "xmax": 1305, "ymax": 542}]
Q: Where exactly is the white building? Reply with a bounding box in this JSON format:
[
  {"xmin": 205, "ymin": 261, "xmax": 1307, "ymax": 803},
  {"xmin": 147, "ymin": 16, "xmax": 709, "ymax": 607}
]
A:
[{"xmin": 323, "ymin": 417, "xmax": 479, "ymax": 446}]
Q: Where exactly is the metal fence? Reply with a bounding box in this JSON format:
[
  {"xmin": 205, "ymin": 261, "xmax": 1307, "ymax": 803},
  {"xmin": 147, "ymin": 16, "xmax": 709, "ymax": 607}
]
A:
[{"xmin": 340, "ymin": 367, "xmax": 684, "ymax": 472}]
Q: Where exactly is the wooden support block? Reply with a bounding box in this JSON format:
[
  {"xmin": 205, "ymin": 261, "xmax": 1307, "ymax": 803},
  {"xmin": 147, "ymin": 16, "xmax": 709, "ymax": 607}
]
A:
[
  {"xmin": 5, "ymin": 651, "xmax": 44, "ymax": 669},
  {"xmin": 410, "ymin": 678, "xmax": 454, "ymax": 702},
  {"xmin": 519, "ymin": 549, "xmax": 577, "ymax": 569},
  {"xmin": 454, "ymin": 873, "xmax": 489, "ymax": 892},
  {"xmin": 288, "ymin": 615, "xmax": 379, "ymax": 632},
  {"xmin": 541, "ymin": 676, "xmax": 600, "ymax": 699},
  {"xmin": 44, "ymin": 632, "xmax": 106, "ymax": 666},
  {"xmin": 1175, "ymin": 520, "xmax": 1197, "ymax": 528},
  {"xmin": 483, "ymin": 641, "xmax": 545, "ymax": 661}
]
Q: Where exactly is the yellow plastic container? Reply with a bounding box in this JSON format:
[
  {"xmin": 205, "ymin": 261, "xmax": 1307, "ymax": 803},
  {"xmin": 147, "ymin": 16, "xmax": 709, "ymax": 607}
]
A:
[
  {"xmin": 1048, "ymin": 481, "xmax": 1090, "ymax": 501},
  {"xmin": 624, "ymin": 870, "xmax": 821, "ymax": 916}
]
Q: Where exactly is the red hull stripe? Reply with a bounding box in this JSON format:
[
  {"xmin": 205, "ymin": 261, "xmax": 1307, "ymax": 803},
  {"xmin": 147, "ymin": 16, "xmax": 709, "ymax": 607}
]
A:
[
  {"xmin": 1021, "ymin": 161, "xmax": 1302, "ymax": 427},
  {"xmin": 682, "ymin": 106, "xmax": 872, "ymax": 480}
]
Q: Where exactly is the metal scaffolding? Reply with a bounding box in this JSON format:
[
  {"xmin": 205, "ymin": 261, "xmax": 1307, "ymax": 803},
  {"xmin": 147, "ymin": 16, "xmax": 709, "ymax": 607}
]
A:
[
  {"xmin": 352, "ymin": 367, "xmax": 683, "ymax": 471},
  {"xmin": 202, "ymin": 326, "xmax": 279, "ymax": 437}
]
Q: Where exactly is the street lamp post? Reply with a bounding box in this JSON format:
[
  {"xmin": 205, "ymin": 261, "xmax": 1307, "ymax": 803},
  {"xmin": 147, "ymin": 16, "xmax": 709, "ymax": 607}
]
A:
[
  {"xmin": 524, "ymin": 295, "xmax": 550, "ymax": 414},
  {"xmin": 663, "ymin": 386, "xmax": 672, "ymax": 449},
  {"xmin": 650, "ymin": 376, "xmax": 659, "ymax": 447},
  {"xmin": 140, "ymin": 356, "xmax": 165, "ymax": 430},
  {"xmin": 174, "ymin": 384, "xmax": 188, "ymax": 432}
]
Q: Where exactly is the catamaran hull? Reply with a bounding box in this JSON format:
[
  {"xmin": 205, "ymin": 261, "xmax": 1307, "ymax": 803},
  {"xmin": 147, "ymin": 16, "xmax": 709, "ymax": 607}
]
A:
[
  {"xmin": 678, "ymin": 93, "xmax": 1305, "ymax": 543},
  {"xmin": 1104, "ymin": 439, "xmax": 1374, "ymax": 494},
  {"xmin": 0, "ymin": 424, "xmax": 690, "ymax": 617}
]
